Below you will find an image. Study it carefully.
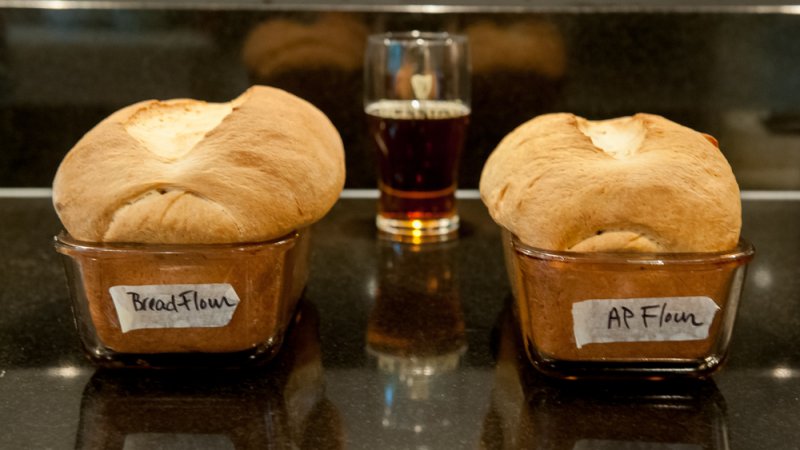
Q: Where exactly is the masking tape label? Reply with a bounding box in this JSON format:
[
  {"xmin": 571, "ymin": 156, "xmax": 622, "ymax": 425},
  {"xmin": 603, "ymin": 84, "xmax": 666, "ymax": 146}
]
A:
[
  {"xmin": 571, "ymin": 296, "xmax": 719, "ymax": 349},
  {"xmin": 109, "ymin": 284, "xmax": 240, "ymax": 333}
]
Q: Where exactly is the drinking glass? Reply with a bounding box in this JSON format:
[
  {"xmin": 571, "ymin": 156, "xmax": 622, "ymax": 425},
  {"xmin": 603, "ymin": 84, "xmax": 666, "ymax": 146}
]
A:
[{"xmin": 364, "ymin": 31, "xmax": 470, "ymax": 242}]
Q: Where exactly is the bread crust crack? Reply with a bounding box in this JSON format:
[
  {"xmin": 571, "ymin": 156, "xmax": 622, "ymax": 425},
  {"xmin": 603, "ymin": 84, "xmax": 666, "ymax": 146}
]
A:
[
  {"xmin": 53, "ymin": 85, "xmax": 345, "ymax": 244},
  {"xmin": 479, "ymin": 112, "xmax": 741, "ymax": 252}
]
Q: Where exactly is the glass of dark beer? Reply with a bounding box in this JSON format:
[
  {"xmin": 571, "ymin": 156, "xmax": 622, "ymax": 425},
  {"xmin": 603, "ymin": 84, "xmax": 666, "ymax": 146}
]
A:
[{"xmin": 364, "ymin": 31, "xmax": 470, "ymax": 242}]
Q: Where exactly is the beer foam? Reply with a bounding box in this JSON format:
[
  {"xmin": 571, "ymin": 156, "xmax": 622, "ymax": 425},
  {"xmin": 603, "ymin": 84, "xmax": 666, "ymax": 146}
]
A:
[{"xmin": 366, "ymin": 100, "xmax": 470, "ymax": 120}]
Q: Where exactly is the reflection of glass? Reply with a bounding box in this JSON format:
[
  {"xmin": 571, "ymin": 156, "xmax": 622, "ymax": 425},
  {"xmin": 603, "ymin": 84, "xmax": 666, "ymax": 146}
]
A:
[
  {"xmin": 481, "ymin": 308, "xmax": 730, "ymax": 450},
  {"xmin": 75, "ymin": 301, "xmax": 343, "ymax": 450},
  {"xmin": 364, "ymin": 31, "xmax": 471, "ymax": 242},
  {"xmin": 367, "ymin": 240, "xmax": 467, "ymax": 443}
]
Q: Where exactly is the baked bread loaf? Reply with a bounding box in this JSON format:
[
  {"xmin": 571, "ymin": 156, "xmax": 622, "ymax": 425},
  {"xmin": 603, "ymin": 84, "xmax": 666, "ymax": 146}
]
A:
[
  {"xmin": 480, "ymin": 113, "xmax": 741, "ymax": 252},
  {"xmin": 53, "ymin": 85, "xmax": 345, "ymax": 244}
]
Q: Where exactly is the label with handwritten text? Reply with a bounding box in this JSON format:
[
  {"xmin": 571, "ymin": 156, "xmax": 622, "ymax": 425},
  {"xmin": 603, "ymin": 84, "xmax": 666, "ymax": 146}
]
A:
[
  {"xmin": 571, "ymin": 296, "xmax": 719, "ymax": 349},
  {"xmin": 109, "ymin": 284, "xmax": 240, "ymax": 333}
]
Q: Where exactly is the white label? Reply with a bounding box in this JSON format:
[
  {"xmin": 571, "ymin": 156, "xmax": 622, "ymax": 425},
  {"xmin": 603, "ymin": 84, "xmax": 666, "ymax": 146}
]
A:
[
  {"xmin": 571, "ymin": 296, "xmax": 719, "ymax": 349},
  {"xmin": 109, "ymin": 284, "xmax": 240, "ymax": 333}
]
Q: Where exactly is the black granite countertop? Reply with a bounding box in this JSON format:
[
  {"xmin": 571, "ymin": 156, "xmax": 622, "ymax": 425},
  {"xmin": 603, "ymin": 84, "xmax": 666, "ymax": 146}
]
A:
[{"xmin": 0, "ymin": 195, "xmax": 798, "ymax": 449}]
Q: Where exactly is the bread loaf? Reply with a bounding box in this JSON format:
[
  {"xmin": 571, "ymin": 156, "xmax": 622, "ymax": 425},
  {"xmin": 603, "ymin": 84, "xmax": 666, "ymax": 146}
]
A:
[
  {"xmin": 53, "ymin": 85, "xmax": 345, "ymax": 244},
  {"xmin": 480, "ymin": 113, "xmax": 741, "ymax": 252}
]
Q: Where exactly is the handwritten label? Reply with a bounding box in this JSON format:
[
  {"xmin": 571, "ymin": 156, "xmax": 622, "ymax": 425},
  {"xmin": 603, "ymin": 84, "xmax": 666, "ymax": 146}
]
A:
[
  {"xmin": 109, "ymin": 284, "xmax": 240, "ymax": 333},
  {"xmin": 571, "ymin": 296, "xmax": 719, "ymax": 349}
]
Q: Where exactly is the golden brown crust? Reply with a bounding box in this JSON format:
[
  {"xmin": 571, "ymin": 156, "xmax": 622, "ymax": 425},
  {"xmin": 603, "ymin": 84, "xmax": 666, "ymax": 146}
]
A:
[
  {"xmin": 479, "ymin": 113, "xmax": 741, "ymax": 252},
  {"xmin": 53, "ymin": 86, "xmax": 345, "ymax": 244}
]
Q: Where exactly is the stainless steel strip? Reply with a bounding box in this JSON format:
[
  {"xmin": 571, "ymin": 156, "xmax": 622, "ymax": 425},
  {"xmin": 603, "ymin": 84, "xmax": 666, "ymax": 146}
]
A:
[{"xmin": 0, "ymin": 0, "xmax": 799, "ymax": 14}]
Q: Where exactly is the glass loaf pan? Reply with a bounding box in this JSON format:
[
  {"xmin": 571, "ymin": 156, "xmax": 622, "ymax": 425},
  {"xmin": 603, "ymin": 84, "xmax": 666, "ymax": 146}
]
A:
[
  {"xmin": 55, "ymin": 228, "xmax": 311, "ymax": 368},
  {"xmin": 503, "ymin": 229, "xmax": 755, "ymax": 379}
]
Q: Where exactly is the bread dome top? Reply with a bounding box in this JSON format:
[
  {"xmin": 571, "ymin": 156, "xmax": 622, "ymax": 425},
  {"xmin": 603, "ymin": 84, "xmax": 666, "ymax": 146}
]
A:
[
  {"xmin": 479, "ymin": 113, "xmax": 741, "ymax": 252},
  {"xmin": 53, "ymin": 86, "xmax": 345, "ymax": 244}
]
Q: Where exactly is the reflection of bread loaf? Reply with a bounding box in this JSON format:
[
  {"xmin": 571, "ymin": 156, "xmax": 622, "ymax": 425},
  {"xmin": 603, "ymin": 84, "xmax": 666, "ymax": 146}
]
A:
[
  {"xmin": 243, "ymin": 14, "xmax": 367, "ymax": 78},
  {"xmin": 466, "ymin": 20, "xmax": 566, "ymax": 78},
  {"xmin": 53, "ymin": 86, "xmax": 345, "ymax": 244},
  {"xmin": 480, "ymin": 113, "xmax": 741, "ymax": 252}
]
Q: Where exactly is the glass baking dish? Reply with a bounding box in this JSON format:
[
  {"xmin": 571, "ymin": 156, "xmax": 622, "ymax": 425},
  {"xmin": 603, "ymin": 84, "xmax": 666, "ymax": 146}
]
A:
[
  {"xmin": 55, "ymin": 228, "xmax": 310, "ymax": 368},
  {"xmin": 503, "ymin": 229, "xmax": 755, "ymax": 379}
]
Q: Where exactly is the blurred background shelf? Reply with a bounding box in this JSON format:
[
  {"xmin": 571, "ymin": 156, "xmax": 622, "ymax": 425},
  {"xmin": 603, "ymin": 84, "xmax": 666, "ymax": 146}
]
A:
[{"xmin": 1, "ymin": 3, "xmax": 799, "ymax": 189}]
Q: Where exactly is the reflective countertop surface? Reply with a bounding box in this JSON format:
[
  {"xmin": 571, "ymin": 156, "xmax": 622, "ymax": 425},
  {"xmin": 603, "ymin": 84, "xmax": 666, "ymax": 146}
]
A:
[{"xmin": 0, "ymin": 195, "xmax": 798, "ymax": 449}]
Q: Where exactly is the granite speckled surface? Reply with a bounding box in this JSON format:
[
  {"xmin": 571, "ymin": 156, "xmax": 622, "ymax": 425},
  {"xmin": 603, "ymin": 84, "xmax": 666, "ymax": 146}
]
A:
[{"xmin": 0, "ymin": 196, "xmax": 797, "ymax": 449}]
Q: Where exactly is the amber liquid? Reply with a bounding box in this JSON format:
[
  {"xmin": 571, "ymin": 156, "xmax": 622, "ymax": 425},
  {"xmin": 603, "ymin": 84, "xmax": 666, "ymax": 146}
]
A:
[
  {"xmin": 366, "ymin": 100, "xmax": 470, "ymax": 221},
  {"xmin": 367, "ymin": 242, "xmax": 466, "ymax": 358}
]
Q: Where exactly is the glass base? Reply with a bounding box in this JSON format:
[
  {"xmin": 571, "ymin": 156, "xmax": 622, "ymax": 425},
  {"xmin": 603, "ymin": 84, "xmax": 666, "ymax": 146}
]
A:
[
  {"xmin": 80, "ymin": 332, "xmax": 287, "ymax": 369},
  {"xmin": 376, "ymin": 214, "xmax": 459, "ymax": 243},
  {"xmin": 525, "ymin": 337, "xmax": 726, "ymax": 381}
]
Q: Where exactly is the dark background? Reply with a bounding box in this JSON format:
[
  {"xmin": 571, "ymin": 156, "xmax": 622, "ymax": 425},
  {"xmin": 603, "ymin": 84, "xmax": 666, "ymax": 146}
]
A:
[
  {"xmin": 1, "ymin": 5, "xmax": 799, "ymax": 189},
  {"xmin": 1, "ymin": 3, "xmax": 799, "ymax": 448}
]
